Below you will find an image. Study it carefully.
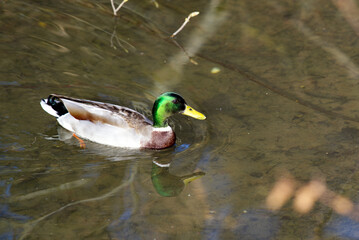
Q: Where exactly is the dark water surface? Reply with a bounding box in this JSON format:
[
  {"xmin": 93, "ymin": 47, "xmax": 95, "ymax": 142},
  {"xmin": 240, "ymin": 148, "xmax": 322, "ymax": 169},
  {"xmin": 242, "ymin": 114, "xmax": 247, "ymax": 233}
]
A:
[{"xmin": 1, "ymin": 0, "xmax": 359, "ymax": 239}]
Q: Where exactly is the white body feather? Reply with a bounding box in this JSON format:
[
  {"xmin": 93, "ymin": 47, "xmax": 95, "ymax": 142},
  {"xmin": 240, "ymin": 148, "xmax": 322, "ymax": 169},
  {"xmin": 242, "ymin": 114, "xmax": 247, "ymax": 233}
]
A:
[{"xmin": 57, "ymin": 113, "xmax": 153, "ymax": 148}]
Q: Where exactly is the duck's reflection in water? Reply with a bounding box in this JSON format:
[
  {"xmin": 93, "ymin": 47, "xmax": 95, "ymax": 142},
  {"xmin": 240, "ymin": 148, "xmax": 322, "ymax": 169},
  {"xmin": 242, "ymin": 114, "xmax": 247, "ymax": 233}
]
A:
[{"xmin": 151, "ymin": 159, "xmax": 205, "ymax": 197}]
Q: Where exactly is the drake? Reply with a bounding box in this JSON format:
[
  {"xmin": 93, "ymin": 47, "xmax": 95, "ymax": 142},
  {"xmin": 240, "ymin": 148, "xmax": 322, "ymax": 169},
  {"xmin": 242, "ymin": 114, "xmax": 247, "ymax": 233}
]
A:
[{"xmin": 40, "ymin": 92, "xmax": 206, "ymax": 149}]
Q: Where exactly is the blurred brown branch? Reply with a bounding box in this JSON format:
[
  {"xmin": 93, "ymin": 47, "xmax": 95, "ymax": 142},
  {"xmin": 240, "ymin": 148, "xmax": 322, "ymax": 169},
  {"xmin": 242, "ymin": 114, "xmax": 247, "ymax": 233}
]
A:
[
  {"xmin": 266, "ymin": 174, "xmax": 358, "ymax": 220},
  {"xmin": 332, "ymin": 0, "xmax": 359, "ymax": 37}
]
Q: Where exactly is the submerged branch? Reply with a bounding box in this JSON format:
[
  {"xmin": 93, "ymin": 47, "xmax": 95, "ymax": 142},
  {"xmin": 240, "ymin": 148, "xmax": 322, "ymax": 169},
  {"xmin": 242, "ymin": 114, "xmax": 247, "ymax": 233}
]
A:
[
  {"xmin": 63, "ymin": 13, "xmax": 136, "ymax": 51},
  {"xmin": 18, "ymin": 165, "xmax": 137, "ymax": 240},
  {"xmin": 11, "ymin": 179, "xmax": 89, "ymax": 202},
  {"xmin": 197, "ymin": 53, "xmax": 359, "ymax": 124}
]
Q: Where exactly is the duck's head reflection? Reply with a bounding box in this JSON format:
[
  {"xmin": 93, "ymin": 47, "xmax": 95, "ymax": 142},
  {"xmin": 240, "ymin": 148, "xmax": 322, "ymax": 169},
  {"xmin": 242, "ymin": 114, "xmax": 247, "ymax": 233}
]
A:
[{"xmin": 151, "ymin": 159, "xmax": 205, "ymax": 197}]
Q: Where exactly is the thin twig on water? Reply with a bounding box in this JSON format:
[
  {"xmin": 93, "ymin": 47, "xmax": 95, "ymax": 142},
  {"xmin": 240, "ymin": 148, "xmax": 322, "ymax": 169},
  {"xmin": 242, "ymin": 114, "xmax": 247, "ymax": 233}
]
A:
[
  {"xmin": 171, "ymin": 11, "xmax": 200, "ymax": 38},
  {"xmin": 110, "ymin": 0, "xmax": 128, "ymax": 16}
]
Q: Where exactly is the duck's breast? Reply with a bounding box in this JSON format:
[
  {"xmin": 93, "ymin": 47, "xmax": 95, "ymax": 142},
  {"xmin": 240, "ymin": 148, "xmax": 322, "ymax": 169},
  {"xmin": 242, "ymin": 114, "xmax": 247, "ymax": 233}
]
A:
[{"xmin": 141, "ymin": 127, "xmax": 176, "ymax": 149}]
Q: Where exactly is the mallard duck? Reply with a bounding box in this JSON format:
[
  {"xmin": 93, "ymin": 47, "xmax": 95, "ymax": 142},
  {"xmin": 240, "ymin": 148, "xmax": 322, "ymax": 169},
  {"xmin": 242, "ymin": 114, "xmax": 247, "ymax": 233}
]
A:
[{"xmin": 40, "ymin": 92, "xmax": 206, "ymax": 149}]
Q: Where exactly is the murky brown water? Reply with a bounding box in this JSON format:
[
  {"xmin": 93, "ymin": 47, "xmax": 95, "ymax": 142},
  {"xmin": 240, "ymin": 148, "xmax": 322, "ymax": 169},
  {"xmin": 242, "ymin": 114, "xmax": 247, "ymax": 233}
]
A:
[{"xmin": 1, "ymin": 0, "xmax": 359, "ymax": 239}]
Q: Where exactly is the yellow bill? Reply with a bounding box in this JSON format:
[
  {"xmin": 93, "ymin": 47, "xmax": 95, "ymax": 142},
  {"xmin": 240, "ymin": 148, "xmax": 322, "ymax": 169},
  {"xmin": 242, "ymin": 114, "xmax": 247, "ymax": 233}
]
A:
[{"xmin": 182, "ymin": 104, "xmax": 206, "ymax": 120}]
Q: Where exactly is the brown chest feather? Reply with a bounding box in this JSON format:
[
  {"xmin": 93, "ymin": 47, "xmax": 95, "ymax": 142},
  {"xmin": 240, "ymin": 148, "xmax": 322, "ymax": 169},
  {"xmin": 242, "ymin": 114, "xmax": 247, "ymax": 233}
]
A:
[{"xmin": 142, "ymin": 131, "xmax": 176, "ymax": 149}]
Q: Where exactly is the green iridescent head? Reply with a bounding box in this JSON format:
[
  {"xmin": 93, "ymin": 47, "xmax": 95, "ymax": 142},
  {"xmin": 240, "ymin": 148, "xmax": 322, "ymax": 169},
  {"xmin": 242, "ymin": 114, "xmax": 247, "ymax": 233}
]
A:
[{"xmin": 152, "ymin": 92, "xmax": 206, "ymax": 128}]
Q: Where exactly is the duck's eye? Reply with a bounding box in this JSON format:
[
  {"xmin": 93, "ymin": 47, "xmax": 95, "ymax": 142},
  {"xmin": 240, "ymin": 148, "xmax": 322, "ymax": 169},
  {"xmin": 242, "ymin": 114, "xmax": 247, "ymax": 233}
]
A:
[
  {"xmin": 48, "ymin": 96, "xmax": 56, "ymax": 104},
  {"xmin": 172, "ymin": 99, "xmax": 179, "ymax": 104}
]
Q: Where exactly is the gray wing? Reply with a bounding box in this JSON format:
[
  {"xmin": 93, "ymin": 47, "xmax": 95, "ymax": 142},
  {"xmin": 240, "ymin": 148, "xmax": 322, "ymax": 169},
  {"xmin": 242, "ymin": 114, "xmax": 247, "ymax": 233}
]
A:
[{"xmin": 51, "ymin": 94, "xmax": 153, "ymax": 129}]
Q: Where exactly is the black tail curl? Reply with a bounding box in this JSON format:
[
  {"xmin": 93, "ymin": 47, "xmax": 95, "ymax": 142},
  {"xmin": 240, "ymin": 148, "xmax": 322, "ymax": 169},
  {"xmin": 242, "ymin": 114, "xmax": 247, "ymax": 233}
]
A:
[{"xmin": 47, "ymin": 95, "xmax": 68, "ymax": 116}]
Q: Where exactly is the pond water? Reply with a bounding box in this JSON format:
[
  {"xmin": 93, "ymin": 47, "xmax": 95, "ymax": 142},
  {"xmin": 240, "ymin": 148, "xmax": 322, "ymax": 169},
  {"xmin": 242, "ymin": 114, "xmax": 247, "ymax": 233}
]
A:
[{"xmin": 1, "ymin": 0, "xmax": 359, "ymax": 239}]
